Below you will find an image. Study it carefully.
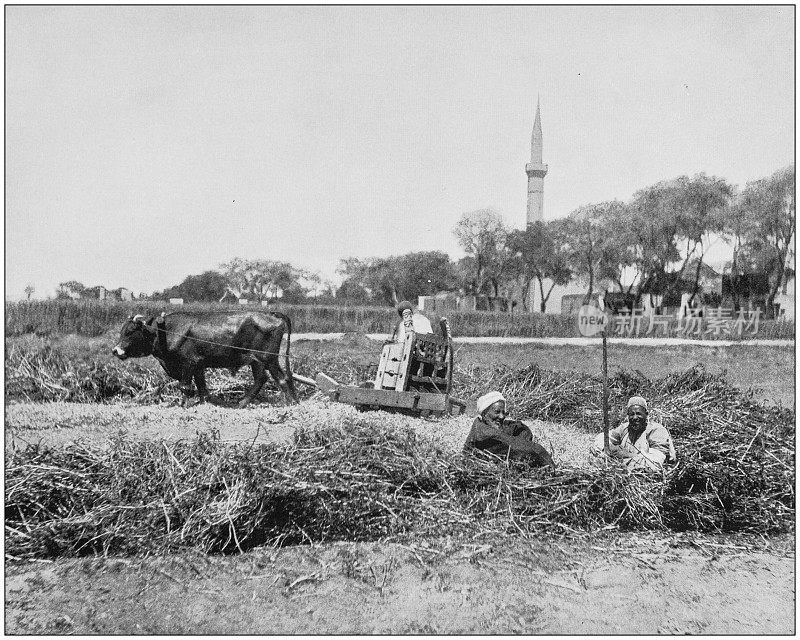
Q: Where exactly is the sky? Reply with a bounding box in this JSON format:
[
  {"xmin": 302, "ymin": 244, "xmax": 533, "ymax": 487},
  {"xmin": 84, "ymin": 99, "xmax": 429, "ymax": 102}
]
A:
[{"xmin": 5, "ymin": 5, "xmax": 795, "ymax": 299}]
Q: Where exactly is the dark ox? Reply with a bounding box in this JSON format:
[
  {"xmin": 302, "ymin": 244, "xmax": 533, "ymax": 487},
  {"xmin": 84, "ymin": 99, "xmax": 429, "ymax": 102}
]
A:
[{"xmin": 112, "ymin": 311, "xmax": 298, "ymax": 407}]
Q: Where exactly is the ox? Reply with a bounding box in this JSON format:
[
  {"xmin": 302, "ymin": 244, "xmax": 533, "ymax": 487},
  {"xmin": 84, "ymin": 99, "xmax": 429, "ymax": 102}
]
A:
[{"xmin": 112, "ymin": 311, "xmax": 298, "ymax": 407}]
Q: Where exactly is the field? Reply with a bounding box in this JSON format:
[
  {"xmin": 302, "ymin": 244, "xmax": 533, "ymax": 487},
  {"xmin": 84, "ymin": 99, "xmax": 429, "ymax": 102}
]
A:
[{"xmin": 4, "ymin": 327, "xmax": 796, "ymax": 634}]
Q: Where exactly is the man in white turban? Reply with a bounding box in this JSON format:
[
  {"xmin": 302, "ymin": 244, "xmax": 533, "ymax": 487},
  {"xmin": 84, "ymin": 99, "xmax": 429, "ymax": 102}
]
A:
[
  {"xmin": 463, "ymin": 391, "xmax": 554, "ymax": 468},
  {"xmin": 391, "ymin": 301, "xmax": 433, "ymax": 343},
  {"xmin": 591, "ymin": 396, "xmax": 676, "ymax": 471}
]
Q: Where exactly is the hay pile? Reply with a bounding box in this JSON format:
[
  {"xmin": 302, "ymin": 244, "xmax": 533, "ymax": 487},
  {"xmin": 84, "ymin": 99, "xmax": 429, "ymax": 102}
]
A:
[
  {"xmin": 3, "ymin": 423, "xmax": 651, "ymax": 558},
  {"xmin": 6, "ymin": 366, "xmax": 794, "ymax": 558},
  {"xmin": 469, "ymin": 364, "xmax": 795, "ymax": 533},
  {"xmin": 408, "ymin": 414, "xmax": 592, "ymax": 469},
  {"xmin": 5, "ymin": 337, "xmax": 172, "ymax": 403},
  {"xmin": 4, "ymin": 337, "xmax": 363, "ymax": 404}
]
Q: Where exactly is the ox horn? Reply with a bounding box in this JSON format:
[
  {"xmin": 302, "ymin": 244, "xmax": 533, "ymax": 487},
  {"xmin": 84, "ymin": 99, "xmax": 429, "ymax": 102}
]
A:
[{"xmin": 132, "ymin": 314, "xmax": 145, "ymax": 323}]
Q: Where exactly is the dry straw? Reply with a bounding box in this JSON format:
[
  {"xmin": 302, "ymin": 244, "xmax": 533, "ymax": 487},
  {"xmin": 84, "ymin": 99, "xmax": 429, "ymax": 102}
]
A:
[{"xmin": 6, "ymin": 364, "xmax": 794, "ymax": 559}]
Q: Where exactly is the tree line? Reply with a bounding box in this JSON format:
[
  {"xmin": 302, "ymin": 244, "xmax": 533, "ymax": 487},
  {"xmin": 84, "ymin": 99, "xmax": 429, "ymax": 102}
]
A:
[
  {"xmin": 454, "ymin": 166, "xmax": 794, "ymax": 315},
  {"xmin": 56, "ymin": 165, "xmax": 793, "ymax": 315},
  {"xmin": 57, "ymin": 259, "xmax": 329, "ymax": 305}
]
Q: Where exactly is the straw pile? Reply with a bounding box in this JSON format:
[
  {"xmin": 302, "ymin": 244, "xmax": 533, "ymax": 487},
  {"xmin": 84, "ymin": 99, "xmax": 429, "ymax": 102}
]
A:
[
  {"xmin": 4, "ymin": 336, "xmax": 360, "ymax": 405},
  {"xmin": 5, "ymin": 336, "xmax": 172, "ymax": 404},
  {"xmin": 466, "ymin": 363, "xmax": 795, "ymax": 533},
  {"xmin": 6, "ymin": 365, "xmax": 794, "ymax": 559},
  {"xmin": 4, "ymin": 423, "xmax": 647, "ymax": 558}
]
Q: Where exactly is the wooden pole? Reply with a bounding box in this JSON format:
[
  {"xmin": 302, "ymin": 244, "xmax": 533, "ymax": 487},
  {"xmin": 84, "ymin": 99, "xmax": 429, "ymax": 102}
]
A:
[
  {"xmin": 292, "ymin": 373, "xmax": 317, "ymax": 387},
  {"xmin": 602, "ymin": 329, "xmax": 610, "ymax": 454}
]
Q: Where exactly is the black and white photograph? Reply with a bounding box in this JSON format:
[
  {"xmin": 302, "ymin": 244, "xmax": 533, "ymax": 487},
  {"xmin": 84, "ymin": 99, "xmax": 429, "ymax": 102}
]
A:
[{"xmin": 4, "ymin": 4, "xmax": 795, "ymax": 634}]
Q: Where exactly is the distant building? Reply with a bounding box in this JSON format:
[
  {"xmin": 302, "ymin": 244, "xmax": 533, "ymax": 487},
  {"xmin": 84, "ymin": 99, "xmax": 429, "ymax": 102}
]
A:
[
  {"xmin": 682, "ymin": 259, "xmax": 723, "ymax": 297},
  {"xmin": 84, "ymin": 285, "xmax": 107, "ymax": 300},
  {"xmin": 418, "ymin": 291, "xmax": 461, "ymax": 313},
  {"xmin": 110, "ymin": 287, "xmax": 134, "ymax": 302}
]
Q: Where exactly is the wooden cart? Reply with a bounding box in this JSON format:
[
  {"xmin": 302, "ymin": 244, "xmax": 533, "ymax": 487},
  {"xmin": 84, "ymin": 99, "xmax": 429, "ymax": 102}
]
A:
[{"xmin": 315, "ymin": 318, "xmax": 468, "ymax": 416}]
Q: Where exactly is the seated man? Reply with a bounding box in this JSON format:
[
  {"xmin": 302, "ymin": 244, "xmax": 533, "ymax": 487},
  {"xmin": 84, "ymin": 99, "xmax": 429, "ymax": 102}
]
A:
[
  {"xmin": 391, "ymin": 301, "xmax": 433, "ymax": 343},
  {"xmin": 463, "ymin": 391, "xmax": 555, "ymax": 468},
  {"xmin": 591, "ymin": 396, "xmax": 676, "ymax": 471}
]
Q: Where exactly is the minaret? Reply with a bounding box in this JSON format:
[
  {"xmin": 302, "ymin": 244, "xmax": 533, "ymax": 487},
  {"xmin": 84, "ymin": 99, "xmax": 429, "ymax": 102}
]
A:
[{"xmin": 525, "ymin": 98, "xmax": 548, "ymax": 225}]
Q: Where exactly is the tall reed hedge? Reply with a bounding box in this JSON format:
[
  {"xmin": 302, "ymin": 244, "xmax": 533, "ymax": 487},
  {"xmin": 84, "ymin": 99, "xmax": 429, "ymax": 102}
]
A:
[
  {"xmin": 4, "ymin": 299, "xmax": 794, "ymax": 339},
  {"xmin": 5, "ymin": 300, "xmax": 575, "ymax": 338}
]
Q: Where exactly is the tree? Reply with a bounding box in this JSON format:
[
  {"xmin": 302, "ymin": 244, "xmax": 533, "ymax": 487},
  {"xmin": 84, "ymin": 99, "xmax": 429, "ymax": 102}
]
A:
[
  {"xmin": 673, "ymin": 174, "xmax": 734, "ymax": 302},
  {"xmin": 336, "ymin": 257, "xmax": 398, "ymax": 305},
  {"xmin": 336, "ymin": 252, "xmax": 456, "ymax": 306},
  {"xmin": 393, "ymin": 251, "xmax": 458, "ymax": 300},
  {"xmin": 628, "ymin": 180, "xmax": 685, "ymax": 298},
  {"xmin": 733, "ymin": 165, "xmax": 795, "ymax": 316},
  {"xmin": 56, "ymin": 280, "xmax": 86, "ymax": 299},
  {"xmin": 453, "ymin": 209, "xmax": 514, "ymax": 298},
  {"xmin": 453, "ymin": 256, "xmax": 477, "ymax": 296},
  {"xmin": 557, "ymin": 201, "xmax": 629, "ymax": 302},
  {"xmin": 721, "ymin": 188, "xmax": 753, "ymax": 309},
  {"xmin": 161, "ymin": 270, "xmax": 228, "ymax": 302},
  {"xmin": 506, "ymin": 221, "xmax": 572, "ymax": 312},
  {"xmin": 23, "ymin": 284, "xmax": 35, "ymax": 300},
  {"xmin": 594, "ymin": 203, "xmax": 640, "ymax": 295},
  {"xmin": 335, "ymin": 277, "xmax": 370, "ymax": 304},
  {"xmin": 219, "ymin": 258, "xmax": 310, "ymax": 302},
  {"xmin": 299, "ymin": 271, "xmax": 326, "ymax": 303},
  {"xmin": 625, "ymin": 175, "xmax": 733, "ymax": 302}
]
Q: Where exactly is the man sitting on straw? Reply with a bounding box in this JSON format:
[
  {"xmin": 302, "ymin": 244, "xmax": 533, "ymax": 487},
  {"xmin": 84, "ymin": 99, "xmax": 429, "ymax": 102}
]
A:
[
  {"xmin": 590, "ymin": 396, "xmax": 676, "ymax": 471},
  {"xmin": 463, "ymin": 391, "xmax": 555, "ymax": 468}
]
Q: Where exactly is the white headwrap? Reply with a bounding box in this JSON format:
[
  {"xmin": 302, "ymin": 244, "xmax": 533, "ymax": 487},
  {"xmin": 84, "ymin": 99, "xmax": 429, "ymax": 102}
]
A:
[
  {"xmin": 476, "ymin": 391, "xmax": 506, "ymax": 416},
  {"xmin": 626, "ymin": 396, "xmax": 648, "ymax": 411}
]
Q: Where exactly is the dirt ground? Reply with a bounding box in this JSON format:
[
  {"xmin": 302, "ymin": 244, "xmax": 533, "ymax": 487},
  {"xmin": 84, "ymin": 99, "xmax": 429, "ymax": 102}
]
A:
[{"xmin": 5, "ymin": 533, "xmax": 794, "ymax": 635}]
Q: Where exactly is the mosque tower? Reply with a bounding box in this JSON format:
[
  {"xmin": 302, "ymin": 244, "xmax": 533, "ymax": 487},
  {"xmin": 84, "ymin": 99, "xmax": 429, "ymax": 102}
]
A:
[{"xmin": 525, "ymin": 98, "xmax": 548, "ymax": 225}]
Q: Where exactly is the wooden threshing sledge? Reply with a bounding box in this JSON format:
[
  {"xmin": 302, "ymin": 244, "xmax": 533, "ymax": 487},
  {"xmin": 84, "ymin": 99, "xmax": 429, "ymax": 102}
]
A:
[{"xmin": 315, "ymin": 318, "xmax": 468, "ymax": 416}]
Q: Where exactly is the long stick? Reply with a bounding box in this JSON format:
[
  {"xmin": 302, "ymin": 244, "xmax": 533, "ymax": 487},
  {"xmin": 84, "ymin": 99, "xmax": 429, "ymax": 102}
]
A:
[
  {"xmin": 602, "ymin": 329, "xmax": 610, "ymax": 454},
  {"xmin": 292, "ymin": 373, "xmax": 317, "ymax": 387}
]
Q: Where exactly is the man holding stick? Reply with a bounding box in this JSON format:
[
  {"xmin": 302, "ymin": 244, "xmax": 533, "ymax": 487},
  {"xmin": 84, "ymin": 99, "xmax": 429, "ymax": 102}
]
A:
[{"xmin": 590, "ymin": 396, "xmax": 676, "ymax": 471}]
